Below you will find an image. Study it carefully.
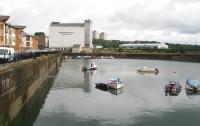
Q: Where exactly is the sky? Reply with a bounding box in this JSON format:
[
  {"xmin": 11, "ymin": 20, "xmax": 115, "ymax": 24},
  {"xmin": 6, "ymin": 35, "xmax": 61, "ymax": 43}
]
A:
[{"xmin": 1, "ymin": 0, "xmax": 200, "ymax": 44}]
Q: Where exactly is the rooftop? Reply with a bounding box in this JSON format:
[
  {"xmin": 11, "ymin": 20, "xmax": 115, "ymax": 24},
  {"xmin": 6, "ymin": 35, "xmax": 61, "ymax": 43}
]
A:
[
  {"xmin": 12, "ymin": 25, "xmax": 26, "ymax": 29},
  {"xmin": 50, "ymin": 22, "xmax": 84, "ymax": 27},
  {"xmin": 0, "ymin": 15, "xmax": 10, "ymax": 22}
]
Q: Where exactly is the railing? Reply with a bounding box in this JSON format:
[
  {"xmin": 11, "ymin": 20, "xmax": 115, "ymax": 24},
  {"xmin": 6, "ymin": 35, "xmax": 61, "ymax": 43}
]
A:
[{"xmin": 0, "ymin": 51, "xmax": 61, "ymax": 64}]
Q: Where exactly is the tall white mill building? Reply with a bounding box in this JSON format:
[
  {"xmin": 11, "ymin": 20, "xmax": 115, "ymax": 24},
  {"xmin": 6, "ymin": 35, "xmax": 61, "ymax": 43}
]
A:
[{"xmin": 49, "ymin": 20, "xmax": 92, "ymax": 50}]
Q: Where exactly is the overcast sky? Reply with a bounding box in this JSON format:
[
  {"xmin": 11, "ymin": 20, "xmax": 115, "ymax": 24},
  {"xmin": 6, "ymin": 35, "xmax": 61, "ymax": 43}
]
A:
[{"xmin": 1, "ymin": 0, "xmax": 200, "ymax": 44}]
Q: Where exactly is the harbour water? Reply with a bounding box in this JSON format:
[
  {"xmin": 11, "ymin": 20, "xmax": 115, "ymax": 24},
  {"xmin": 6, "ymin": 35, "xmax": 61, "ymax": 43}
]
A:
[
  {"xmin": 33, "ymin": 59, "xmax": 200, "ymax": 126},
  {"xmin": 2, "ymin": 59, "xmax": 200, "ymax": 126}
]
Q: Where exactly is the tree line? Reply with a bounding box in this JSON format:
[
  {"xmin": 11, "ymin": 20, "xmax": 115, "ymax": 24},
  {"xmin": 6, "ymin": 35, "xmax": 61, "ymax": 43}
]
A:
[{"xmin": 93, "ymin": 39, "xmax": 200, "ymax": 50}]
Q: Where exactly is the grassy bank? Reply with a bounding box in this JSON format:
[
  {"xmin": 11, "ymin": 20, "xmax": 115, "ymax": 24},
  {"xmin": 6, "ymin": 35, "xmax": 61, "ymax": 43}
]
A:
[{"xmin": 92, "ymin": 48, "xmax": 200, "ymax": 62}]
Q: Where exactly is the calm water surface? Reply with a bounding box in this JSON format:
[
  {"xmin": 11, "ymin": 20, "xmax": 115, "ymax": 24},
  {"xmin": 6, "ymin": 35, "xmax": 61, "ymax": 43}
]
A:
[{"xmin": 33, "ymin": 59, "xmax": 200, "ymax": 126}]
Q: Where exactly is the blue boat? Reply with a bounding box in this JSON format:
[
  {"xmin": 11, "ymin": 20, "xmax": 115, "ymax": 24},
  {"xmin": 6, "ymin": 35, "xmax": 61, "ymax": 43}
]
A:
[
  {"xmin": 186, "ymin": 77, "xmax": 200, "ymax": 91},
  {"xmin": 164, "ymin": 81, "xmax": 182, "ymax": 96}
]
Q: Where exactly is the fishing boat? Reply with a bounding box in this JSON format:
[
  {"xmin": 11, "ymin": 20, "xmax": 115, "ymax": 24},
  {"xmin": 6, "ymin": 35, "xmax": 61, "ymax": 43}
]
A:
[
  {"xmin": 186, "ymin": 77, "xmax": 200, "ymax": 91},
  {"xmin": 82, "ymin": 62, "xmax": 98, "ymax": 71},
  {"xmin": 95, "ymin": 77, "xmax": 124, "ymax": 90},
  {"xmin": 137, "ymin": 66, "xmax": 159, "ymax": 73},
  {"xmin": 164, "ymin": 81, "xmax": 182, "ymax": 96}
]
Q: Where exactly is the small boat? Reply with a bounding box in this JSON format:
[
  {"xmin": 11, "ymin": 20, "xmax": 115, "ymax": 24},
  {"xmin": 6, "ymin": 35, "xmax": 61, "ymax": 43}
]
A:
[
  {"xmin": 137, "ymin": 66, "xmax": 159, "ymax": 73},
  {"xmin": 95, "ymin": 86, "xmax": 123, "ymax": 95},
  {"xmin": 186, "ymin": 77, "xmax": 200, "ymax": 91},
  {"xmin": 108, "ymin": 77, "xmax": 124, "ymax": 89},
  {"xmin": 95, "ymin": 77, "xmax": 124, "ymax": 90},
  {"xmin": 164, "ymin": 81, "xmax": 182, "ymax": 96},
  {"xmin": 82, "ymin": 62, "xmax": 98, "ymax": 71}
]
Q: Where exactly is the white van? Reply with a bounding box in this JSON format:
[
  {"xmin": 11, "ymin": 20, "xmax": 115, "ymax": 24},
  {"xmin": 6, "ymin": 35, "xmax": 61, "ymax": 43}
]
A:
[{"xmin": 0, "ymin": 47, "xmax": 15, "ymax": 61}]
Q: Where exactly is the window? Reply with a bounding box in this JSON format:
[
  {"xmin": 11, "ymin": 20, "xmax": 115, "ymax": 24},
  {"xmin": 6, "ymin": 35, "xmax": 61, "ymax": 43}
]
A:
[
  {"xmin": 9, "ymin": 28, "xmax": 12, "ymax": 35},
  {"xmin": 9, "ymin": 36, "xmax": 12, "ymax": 44},
  {"xmin": 26, "ymin": 42, "xmax": 30, "ymax": 47},
  {"xmin": 0, "ymin": 24, "xmax": 3, "ymax": 29},
  {"xmin": 5, "ymin": 26, "xmax": 8, "ymax": 33},
  {"xmin": 0, "ymin": 49, "xmax": 8, "ymax": 55},
  {"xmin": 1, "ymin": 36, "xmax": 3, "ymax": 41},
  {"xmin": 26, "ymin": 36, "xmax": 30, "ymax": 41}
]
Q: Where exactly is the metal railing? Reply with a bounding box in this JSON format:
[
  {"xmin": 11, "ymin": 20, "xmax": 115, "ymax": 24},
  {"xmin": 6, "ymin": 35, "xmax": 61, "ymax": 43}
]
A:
[{"xmin": 0, "ymin": 51, "xmax": 61, "ymax": 64}]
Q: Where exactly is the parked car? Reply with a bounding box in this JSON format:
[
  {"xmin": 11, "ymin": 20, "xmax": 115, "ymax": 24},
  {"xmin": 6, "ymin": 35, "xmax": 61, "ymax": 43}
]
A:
[{"xmin": 0, "ymin": 47, "xmax": 15, "ymax": 62}]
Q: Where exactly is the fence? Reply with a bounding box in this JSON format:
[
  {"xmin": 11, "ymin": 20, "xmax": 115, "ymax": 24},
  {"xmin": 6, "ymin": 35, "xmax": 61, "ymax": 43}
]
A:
[{"xmin": 0, "ymin": 51, "xmax": 61, "ymax": 64}]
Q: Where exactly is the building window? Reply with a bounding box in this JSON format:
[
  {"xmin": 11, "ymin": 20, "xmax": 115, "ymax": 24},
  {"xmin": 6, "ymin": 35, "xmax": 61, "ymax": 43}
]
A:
[
  {"xmin": 5, "ymin": 26, "xmax": 8, "ymax": 33},
  {"xmin": 1, "ymin": 36, "xmax": 3, "ymax": 41},
  {"xmin": 9, "ymin": 36, "xmax": 12, "ymax": 44},
  {"xmin": 26, "ymin": 36, "xmax": 30, "ymax": 41},
  {"xmin": 26, "ymin": 42, "xmax": 30, "ymax": 47},
  {"xmin": 0, "ymin": 24, "xmax": 3, "ymax": 29}
]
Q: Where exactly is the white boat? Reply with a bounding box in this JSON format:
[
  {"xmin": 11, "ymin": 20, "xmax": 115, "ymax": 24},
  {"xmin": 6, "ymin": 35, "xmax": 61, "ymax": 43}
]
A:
[
  {"xmin": 108, "ymin": 77, "xmax": 124, "ymax": 89},
  {"xmin": 82, "ymin": 62, "xmax": 98, "ymax": 71},
  {"xmin": 137, "ymin": 66, "xmax": 159, "ymax": 73},
  {"xmin": 95, "ymin": 77, "xmax": 124, "ymax": 90},
  {"xmin": 186, "ymin": 77, "xmax": 200, "ymax": 91}
]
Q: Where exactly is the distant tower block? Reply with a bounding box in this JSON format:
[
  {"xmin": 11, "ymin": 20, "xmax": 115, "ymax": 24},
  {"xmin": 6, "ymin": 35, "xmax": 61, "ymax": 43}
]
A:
[
  {"xmin": 84, "ymin": 19, "xmax": 92, "ymax": 47},
  {"xmin": 92, "ymin": 30, "xmax": 100, "ymax": 39},
  {"xmin": 100, "ymin": 32, "xmax": 107, "ymax": 40}
]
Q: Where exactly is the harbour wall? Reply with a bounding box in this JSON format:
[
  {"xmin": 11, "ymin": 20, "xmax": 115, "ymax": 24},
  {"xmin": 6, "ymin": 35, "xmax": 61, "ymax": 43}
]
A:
[
  {"xmin": 0, "ymin": 53, "xmax": 61, "ymax": 124},
  {"xmin": 63, "ymin": 52, "xmax": 200, "ymax": 62}
]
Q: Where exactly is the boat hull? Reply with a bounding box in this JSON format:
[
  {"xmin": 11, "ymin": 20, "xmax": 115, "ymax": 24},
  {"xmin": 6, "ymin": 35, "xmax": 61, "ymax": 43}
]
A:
[
  {"xmin": 186, "ymin": 78, "xmax": 200, "ymax": 91},
  {"xmin": 108, "ymin": 83, "xmax": 124, "ymax": 89},
  {"xmin": 82, "ymin": 67, "xmax": 98, "ymax": 71},
  {"xmin": 95, "ymin": 83, "xmax": 108, "ymax": 88}
]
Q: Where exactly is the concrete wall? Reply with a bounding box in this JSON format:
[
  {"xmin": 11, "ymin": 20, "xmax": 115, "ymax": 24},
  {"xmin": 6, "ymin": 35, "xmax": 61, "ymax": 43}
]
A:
[{"xmin": 0, "ymin": 53, "xmax": 61, "ymax": 122}]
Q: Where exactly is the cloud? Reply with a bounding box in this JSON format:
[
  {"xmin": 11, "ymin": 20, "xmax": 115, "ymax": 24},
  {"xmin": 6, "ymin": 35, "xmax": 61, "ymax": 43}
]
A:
[
  {"xmin": 109, "ymin": 0, "xmax": 200, "ymax": 34},
  {"xmin": 0, "ymin": 0, "xmax": 200, "ymax": 44}
]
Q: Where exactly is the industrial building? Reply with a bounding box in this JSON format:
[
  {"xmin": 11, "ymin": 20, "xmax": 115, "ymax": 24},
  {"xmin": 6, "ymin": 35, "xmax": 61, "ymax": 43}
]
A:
[
  {"xmin": 49, "ymin": 20, "xmax": 92, "ymax": 51},
  {"xmin": 119, "ymin": 43, "xmax": 169, "ymax": 49}
]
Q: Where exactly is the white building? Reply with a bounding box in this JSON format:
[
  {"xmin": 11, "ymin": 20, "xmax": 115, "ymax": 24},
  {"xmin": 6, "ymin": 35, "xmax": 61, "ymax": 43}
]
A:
[
  {"xmin": 92, "ymin": 30, "xmax": 99, "ymax": 39},
  {"xmin": 49, "ymin": 20, "xmax": 92, "ymax": 50},
  {"xmin": 119, "ymin": 43, "xmax": 169, "ymax": 49}
]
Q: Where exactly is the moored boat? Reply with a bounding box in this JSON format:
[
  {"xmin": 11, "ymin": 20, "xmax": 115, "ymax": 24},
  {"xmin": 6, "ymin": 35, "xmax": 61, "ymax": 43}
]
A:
[
  {"xmin": 137, "ymin": 66, "xmax": 159, "ymax": 73},
  {"xmin": 82, "ymin": 62, "xmax": 98, "ymax": 71},
  {"xmin": 164, "ymin": 81, "xmax": 182, "ymax": 96},
  {"xmin": 95, "ymin": 77, "xmax": 124, "ymax": 90},
  {"xmin": 108, "ymin": 77, "xmax": 124, "ymax": 89},
  {"xmin": 186, "ymin": 77, "xmax": 200, "ymax": 91}
]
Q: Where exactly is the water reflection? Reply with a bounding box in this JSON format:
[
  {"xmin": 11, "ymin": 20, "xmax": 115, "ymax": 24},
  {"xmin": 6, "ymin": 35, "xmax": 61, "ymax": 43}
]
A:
[
  {"xmin": 33, "ymin": 59, "xmax": 200, "ymax": 126},
  {"xmin": 83, "ymin": 71, "xmax": 92, "ymax": 93},
  {"xmin": 164, "ymin": 90, "xmax": 181, "ymax": 96},
  {"xmin": 138, "ymin": 71, "xmax": 159, "ymax": 75},
  {"xmin": 185, "ymin": 88, "xmax": 200, "ymax": 97}
]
